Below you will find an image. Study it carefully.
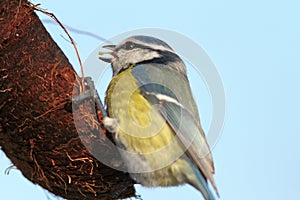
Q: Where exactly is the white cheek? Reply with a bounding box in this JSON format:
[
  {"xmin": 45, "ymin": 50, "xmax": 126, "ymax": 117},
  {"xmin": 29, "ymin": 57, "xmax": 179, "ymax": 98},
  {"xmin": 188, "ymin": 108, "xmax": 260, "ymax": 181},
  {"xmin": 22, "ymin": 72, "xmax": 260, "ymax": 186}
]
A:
[
  {"xmin": 134, "ymin": 50, "xmax": 161, "ymax": 62},
  {"xmin": 144, "ymin": 51, "xmax": 160, "ymax": 60},
  {"xmin": 116, "ymin": 49, "xmax": 161, "ymax": 65}
]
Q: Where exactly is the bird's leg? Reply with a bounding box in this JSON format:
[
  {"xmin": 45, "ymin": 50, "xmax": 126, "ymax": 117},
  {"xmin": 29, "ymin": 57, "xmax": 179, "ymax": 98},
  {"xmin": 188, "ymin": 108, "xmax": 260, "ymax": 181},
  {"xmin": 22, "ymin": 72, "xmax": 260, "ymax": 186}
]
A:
[
  {"xmin": 72, "ymin": 77, "xmax": 107, "ymax": 117},
  {"xmin": 80, "ymin": 78, "xmax": 120, "ymax": 134},
  {"xmin": 72, "ymin": 77, "xmax": 120, "ymax": 134}
]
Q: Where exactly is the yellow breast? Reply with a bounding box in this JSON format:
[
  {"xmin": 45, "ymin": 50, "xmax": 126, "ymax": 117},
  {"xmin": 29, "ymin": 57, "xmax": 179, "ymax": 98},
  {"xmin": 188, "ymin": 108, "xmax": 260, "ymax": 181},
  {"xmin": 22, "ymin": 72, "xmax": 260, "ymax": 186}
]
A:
[{"xmin": 105, "ymin": 67, "xmax": 184, "ymax": 169}]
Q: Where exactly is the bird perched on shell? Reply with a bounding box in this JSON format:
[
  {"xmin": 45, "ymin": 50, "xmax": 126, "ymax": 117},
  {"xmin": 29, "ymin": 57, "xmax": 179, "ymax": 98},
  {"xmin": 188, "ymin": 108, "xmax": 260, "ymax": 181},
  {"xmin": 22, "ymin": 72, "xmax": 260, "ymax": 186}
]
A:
[{"xmin": 99, "ymin": 35, "xmax": 219, "ymax": 200}]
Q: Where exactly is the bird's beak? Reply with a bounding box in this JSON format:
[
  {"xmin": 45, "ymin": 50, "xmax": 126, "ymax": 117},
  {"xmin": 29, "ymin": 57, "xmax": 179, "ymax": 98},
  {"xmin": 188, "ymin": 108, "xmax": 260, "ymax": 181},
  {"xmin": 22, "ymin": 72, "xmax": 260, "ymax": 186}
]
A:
[{"xmin": 98, "ymin": 45, "xmax": 117, "ymax": 63}]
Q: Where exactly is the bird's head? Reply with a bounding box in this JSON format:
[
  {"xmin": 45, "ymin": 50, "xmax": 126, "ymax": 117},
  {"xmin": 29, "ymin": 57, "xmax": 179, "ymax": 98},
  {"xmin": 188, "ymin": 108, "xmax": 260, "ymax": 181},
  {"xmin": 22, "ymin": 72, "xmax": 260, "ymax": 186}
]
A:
[{"xmin": 99, "ymin": 35, "xmax": 186, "ymax": 76}]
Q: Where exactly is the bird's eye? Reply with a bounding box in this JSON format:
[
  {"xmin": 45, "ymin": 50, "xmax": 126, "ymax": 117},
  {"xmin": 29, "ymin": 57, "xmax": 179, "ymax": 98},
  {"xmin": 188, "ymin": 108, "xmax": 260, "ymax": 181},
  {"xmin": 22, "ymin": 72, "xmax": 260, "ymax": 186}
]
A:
[{"xmin": 124, "ymin": 42, "xmax": 135, "ymax": 50}]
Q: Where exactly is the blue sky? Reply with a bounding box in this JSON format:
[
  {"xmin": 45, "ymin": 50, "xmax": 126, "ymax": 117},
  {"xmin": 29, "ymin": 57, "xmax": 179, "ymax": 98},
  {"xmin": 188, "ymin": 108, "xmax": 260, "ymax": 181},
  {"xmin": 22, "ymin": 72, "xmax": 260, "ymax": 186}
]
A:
[{"xmin": 1, "ymin": 0, "xmax": 300, "ymax": 199}]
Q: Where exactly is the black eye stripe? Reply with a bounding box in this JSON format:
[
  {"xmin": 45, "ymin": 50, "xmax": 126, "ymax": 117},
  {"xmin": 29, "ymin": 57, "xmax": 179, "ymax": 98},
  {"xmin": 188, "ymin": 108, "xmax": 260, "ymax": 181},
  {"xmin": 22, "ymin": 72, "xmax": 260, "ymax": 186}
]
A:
[
  {"xmin": 116, "ymin": 41, "xmax": 171, "ymax": 52},
  {"xmin": 119, "ymin": 42, "xmax": 156, "ymax": 52}
]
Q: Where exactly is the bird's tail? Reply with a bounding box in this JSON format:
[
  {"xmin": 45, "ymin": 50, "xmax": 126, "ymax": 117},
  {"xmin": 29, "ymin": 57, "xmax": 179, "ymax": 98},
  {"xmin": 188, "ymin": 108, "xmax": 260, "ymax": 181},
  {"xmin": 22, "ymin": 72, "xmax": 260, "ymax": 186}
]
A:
[{"xmin": 189, "ymin": 168, "xmax": 217, "ymax": 200}]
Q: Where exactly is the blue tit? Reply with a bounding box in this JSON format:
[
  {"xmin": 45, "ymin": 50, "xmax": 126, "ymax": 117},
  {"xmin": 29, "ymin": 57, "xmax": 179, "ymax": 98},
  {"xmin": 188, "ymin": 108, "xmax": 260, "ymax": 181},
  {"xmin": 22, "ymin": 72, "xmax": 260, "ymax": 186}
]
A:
[{"xmin": 99, "ymin": 35, "xmax": 219, "ymax": 200}]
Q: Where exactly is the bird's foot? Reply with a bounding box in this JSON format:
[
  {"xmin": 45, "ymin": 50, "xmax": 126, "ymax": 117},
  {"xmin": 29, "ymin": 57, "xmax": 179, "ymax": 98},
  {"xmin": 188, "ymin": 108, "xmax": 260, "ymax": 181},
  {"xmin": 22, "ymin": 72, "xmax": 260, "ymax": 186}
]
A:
[
  {"xmin": 72, "ymin": 77, "xmax": 96, "ymax": 103},
  {"xmin": 71, "ymin": 77, "xmax": 108, "ymax": 118}
]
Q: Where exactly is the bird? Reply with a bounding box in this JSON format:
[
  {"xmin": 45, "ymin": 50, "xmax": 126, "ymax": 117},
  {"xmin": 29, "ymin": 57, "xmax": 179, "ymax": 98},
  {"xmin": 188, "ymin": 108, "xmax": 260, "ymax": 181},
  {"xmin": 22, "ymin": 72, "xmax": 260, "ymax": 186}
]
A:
[{"xmin": 98, "ymin": 35, "xmax": 219, "ymax": 200}]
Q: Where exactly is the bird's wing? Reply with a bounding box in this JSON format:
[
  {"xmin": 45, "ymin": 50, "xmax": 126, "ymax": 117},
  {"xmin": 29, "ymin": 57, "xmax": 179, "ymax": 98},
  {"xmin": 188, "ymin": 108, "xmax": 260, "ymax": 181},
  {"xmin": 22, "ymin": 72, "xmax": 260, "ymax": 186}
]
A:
[{"xmin": 131, "ymin": 64, "xmax": 219, "ymax": 195}]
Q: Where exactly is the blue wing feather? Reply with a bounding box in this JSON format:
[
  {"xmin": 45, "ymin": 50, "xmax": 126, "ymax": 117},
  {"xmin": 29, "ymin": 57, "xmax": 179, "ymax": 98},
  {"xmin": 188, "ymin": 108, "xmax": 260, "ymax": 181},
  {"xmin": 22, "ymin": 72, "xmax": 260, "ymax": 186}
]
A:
[{"xmin": 132, "ymin": 64, "xmax": 219, "ymax": 197}]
